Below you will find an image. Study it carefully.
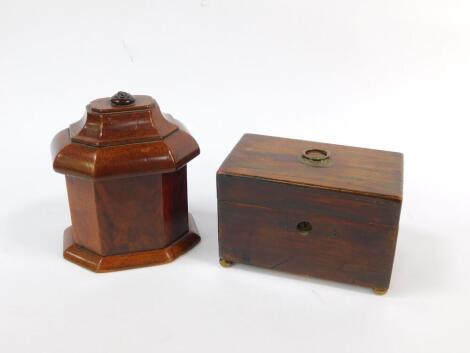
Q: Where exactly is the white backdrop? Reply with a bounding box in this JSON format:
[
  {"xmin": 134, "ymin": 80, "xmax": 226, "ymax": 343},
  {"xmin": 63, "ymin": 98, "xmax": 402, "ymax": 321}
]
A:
[{"xmin": 1, "ymin": 1, "xmax": 469, "ymax": 352}]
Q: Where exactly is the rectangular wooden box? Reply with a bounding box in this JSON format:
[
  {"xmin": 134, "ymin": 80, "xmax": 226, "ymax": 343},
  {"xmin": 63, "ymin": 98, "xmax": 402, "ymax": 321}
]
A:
[{"xmin": 217, "ymin": 134, "xmax": 403, "ymax": 293}]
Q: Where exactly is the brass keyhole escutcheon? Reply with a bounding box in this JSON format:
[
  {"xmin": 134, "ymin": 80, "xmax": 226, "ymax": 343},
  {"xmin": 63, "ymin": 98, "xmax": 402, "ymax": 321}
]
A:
[
  {"xmin": 297, "ymin": 221, "xmax": 312, "ymax": 236},
  {"xmin": 299, "ymin": 148, "xmax": 333, "ymax": 167}
]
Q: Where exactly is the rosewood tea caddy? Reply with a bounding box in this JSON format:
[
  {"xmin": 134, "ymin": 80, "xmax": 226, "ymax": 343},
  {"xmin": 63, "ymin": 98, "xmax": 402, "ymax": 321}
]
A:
[
  {"xmin": 217, "ymin": 134, "xmax": 403, "ymax": 294},
  {"xmin": 51, "ymin": 92, "xmax": 200, "ymax": 272}
]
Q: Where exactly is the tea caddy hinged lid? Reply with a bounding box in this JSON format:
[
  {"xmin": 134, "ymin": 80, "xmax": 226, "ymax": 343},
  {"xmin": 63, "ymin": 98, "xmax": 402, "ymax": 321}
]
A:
[{"xmin": 218, "ymin": 133, "xmax": 403, "ymax": 201}]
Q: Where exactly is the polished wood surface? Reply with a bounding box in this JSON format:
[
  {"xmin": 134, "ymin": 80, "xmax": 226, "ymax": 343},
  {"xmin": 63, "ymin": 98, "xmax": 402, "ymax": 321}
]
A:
[
  {"xmin": 52, "ymin": 93, "xmax": 200, "ymax": 271},
  {"xmin": 63, "ymin": 215, "xmax": 200, "ymax": 272},
  {"xmin": 52, "ymin": 113, "xmax": 199, "ymax": 179},
  {"xmin": 217, "ymin": 134, "xmax": 403, "ymax": 292},
  {"xmin": 65, "ymin": 167, "xmax": 188, "ymax": 256},
  {"xmin": 70, "ymin": 95, "xmax": 178, "ymax": 147},
  {"xmin": 219, "ymin": 133, "xmax": 403, "ymax": 200}
]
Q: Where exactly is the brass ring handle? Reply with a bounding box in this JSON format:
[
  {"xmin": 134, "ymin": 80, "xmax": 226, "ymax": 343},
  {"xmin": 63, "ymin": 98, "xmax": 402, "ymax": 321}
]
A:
[
  {"xmin": 299, "ymin": 148, "xmax": 333, "ymax": 167},
  {"xmin": 302, "ymin": 149, "xmax": 330, "ymax": 161}
]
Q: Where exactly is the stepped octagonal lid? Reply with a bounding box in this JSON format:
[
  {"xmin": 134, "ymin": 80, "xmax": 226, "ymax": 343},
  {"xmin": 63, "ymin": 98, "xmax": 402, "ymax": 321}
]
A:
[{"xmin": 51, "ymin": 92, "xmax": 199, "ymax": 179}]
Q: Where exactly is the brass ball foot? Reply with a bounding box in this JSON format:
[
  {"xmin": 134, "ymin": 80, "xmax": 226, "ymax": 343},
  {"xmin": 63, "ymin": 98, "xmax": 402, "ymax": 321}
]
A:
[
  {"xmin": 373, "ymin": 288, "xmax": 388, "ymax": 295},
  {"xmin": 219, "ymin": 258, "xmax": 233, "ymax": 268}
]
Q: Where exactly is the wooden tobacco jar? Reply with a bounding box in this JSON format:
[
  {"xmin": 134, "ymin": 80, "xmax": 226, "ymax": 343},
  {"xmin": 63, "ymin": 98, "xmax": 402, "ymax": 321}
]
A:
[
  {"xmin": 51, "ymin": 92, "xmax": 200, "ymax": 272},
  {"xmin": 217, "ymin": 134, "xmax": 403, "ymax": 294}
]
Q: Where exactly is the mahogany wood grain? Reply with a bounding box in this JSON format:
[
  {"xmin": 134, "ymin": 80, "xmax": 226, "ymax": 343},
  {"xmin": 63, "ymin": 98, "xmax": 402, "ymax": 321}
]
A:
[
  {"xmin": 63, "ymin": 215, "xmax": 199, "ymax": 272},
  {"xmin": 219, "ymin": 133, "xmax": 403, "ymax": 200},
  {"xmin": 217, "ymin": 134, "xmax": 403, "ymax": 293},
  {"xmin": 52, "ymin": 93, "xmax": 200, "ymax": 271}
]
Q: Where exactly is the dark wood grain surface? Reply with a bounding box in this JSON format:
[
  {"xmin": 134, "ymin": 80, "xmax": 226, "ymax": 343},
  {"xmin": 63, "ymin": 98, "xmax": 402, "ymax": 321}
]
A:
[
  {"xmin": 219, "ymin": 133, "xmax": 403, "ymax": 201},
  {"xmin": 217, "ymin": 134, "xmax": 403, "ymax": 292}
]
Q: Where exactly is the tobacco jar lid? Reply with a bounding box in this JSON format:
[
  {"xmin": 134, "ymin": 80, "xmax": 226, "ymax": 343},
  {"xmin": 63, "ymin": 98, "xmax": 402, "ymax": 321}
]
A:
[{"xmin": 51, "ymin": 92, "xmax": 199, "ymax": 179}]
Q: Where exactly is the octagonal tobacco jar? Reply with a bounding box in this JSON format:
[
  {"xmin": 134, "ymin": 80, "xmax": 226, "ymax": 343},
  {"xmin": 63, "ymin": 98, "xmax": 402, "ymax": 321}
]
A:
[{"xmin": 51, "ymin": 92, "xmax": 200, "ymax": 272}]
